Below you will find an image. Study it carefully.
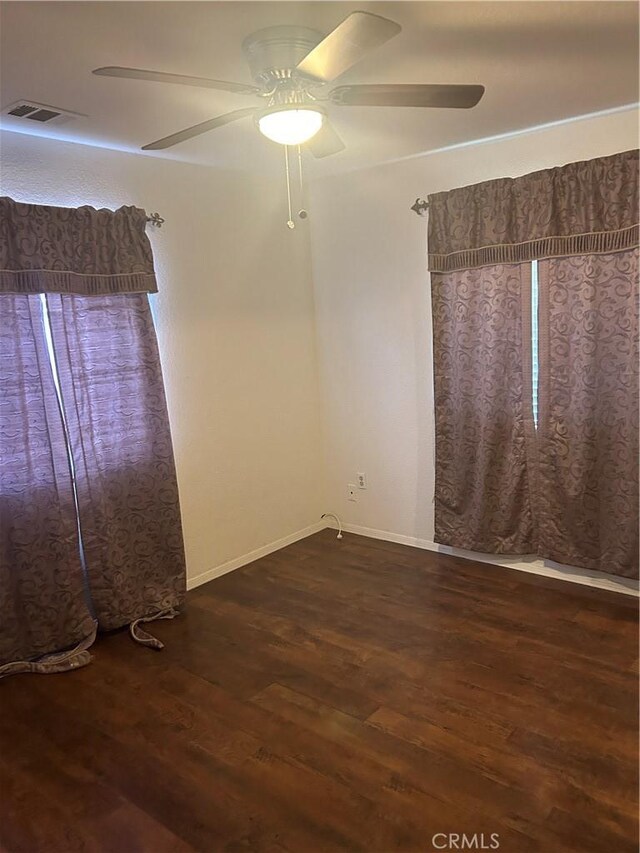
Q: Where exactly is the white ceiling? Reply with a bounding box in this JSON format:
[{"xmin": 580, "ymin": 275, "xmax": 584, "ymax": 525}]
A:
[{"xmin": 0, "ymin": 1, "xmax": 637, "ymax": 177}]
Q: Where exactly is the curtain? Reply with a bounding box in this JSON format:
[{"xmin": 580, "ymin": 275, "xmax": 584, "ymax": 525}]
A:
[
  {"xmin": 0, "ymin": 198, "xmax": 157, "ymax": 295},
  {"xmin": 45, "ymin": 293, "xmax": 186, "ymax": 629},
  {"xmin": 431, "ymin": 264, "xmax": 535, "ymax": 553},
  {"xmin": 536, "ymin": 251, "xmax": 638, "ymax": 577},
  {"xmin": 427, "ymin": 150, "xmax": 639, "ymax": 579},
  {"xmin": 0, "ymin": 199, "xmax": 185, "ymax": 675},
  {"xmin": 0, "ymin": 295, "xmax": 95, "ymax": 675},
  {"xmin": 427, "ymin": 150, "xmax": 638, "ymax": 272}
]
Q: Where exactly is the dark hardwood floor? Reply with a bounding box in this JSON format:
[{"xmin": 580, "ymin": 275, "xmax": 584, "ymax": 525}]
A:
[{"xmin": 1, "ymin": 530, "xmax": 638, "ymax": 853}]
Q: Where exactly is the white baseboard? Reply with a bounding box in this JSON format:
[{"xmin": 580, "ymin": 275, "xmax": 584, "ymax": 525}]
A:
[
  {"xmin": 334, "ymin": 522, "xmax": 639, "ymax": 598},
  {"xmin": 186, "ymin": 517, "xmax": 638, "ymax": 599},
  {"xmin": 186, "ymin": 520, "xmax": 327, "ymax": 591}
]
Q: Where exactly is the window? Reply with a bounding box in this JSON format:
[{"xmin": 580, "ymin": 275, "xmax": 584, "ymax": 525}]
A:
[{"xmin": 531, "ymin": 260, "xmax": 539, "ymax": 428}]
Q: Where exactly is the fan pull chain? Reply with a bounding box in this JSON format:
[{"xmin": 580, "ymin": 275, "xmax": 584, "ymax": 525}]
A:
[
  {"xmin": 284, "ymin": 145, "xmax": 295, "ymax": 229},
  {"xmin": 297, "ymin": 145, "xmax": 308, "ymax": 221}
]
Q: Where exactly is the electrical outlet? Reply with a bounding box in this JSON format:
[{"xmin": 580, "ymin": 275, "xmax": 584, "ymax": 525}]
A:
[
  {"xmin": 357, "ymin": 472, "xmax": 367, "ymax": 489},
  {"xmin": 347, "ymin": 483, "xmax": 357, "ymax": 502}
]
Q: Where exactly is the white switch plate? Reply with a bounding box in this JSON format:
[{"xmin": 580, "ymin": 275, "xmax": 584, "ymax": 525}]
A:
[
  {"xmin": 357, "ymin": 472, "xmax": 367, "ymax": 489},
  {"xmin": 347, "ymin": 483, "xmax": 357, "ymax": 502}
]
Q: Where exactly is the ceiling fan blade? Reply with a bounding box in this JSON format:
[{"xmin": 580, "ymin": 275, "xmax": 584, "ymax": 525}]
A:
[
  {"xmin": 142, "ymin": 108, "xmax": 256, "ymax": 150},
  {"xmin": 93, "ymin": 66, "xmax": 261, "ymax": 96},
  {"xmin": 296, "ymin": 12, "xmax": 401, "ymax": 83},
  {"xmin": 329, "ymin": 84, "xmax": 485, "ymax": 108},
  {"xmin": 307, "ymin": 118, "xmax": 346, "ymax": 159}
]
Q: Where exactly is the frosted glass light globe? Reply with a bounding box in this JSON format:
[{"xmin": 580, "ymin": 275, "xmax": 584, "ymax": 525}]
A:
[{"xmin": 258, "ymin": 109, "xmax": 324, "ymax": 146}]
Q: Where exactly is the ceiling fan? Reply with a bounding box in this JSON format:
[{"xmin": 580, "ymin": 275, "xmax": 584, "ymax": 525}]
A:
[{"xmin": 93, "ymin": 10, "xmax": 485, "ymax": 158}]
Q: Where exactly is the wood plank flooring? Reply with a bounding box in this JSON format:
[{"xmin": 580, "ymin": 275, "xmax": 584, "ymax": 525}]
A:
[{"xmin": 1, "ymin": 530, "xmax": 638, "ymax": 853}]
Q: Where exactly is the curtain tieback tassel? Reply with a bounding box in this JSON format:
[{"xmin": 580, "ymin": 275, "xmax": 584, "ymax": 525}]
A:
[{"xmin": 129, "ymin": 607, "xmax": 179, "ymax": 650}]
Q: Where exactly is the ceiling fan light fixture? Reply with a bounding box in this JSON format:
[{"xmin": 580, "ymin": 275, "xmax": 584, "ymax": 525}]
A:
[{"xmin": 258, "ymin": 107, "xmax": 324, "ymax": 146}]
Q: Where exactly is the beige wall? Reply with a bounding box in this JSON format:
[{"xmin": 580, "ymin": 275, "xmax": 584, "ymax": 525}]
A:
[
  {"xmin": 309, "ymin": 107, "xmax": 639, "ymax": 591},
  {"xmin": 0, "ymin": 130, "xmax": 325, "ymax": 585}
]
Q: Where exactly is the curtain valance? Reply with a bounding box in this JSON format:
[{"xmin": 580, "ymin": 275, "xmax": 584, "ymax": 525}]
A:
[
  {"xmin": 427, "ymin": 149, "xmax": 639, "ymax": 272},
  {"xmin": 0, "ymin": 198, "xmax": 158, "ymax": 295}
]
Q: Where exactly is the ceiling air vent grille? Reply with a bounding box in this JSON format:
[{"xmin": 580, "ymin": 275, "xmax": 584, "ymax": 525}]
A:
[
  {"xmin": 2, "ymin": 100, "xmax": 86, "ymax": 126},
  {"xmin": 8, "ymin": 104, "xmax": 61, "ymax": 122}
]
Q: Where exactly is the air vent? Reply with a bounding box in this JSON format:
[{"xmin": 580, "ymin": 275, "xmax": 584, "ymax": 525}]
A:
[
  {"xmin": 9, "ymin": 105, "xmax": 61, "ymax": 122},
  {"xmin": 8, "ymin": 104, "xmax": 40, "ymax": 118},
  {"xmin": 2, "ymin": 100, "xmax": 86, "ymax": 126}
]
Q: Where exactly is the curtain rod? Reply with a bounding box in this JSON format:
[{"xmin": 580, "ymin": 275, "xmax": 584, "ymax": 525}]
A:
[
  {"xmin": 411, "ymin": 199, "xmax": 429, "ymax": 216},
  {"xmin": 147, "ymin": 202, "xmax": 429, "ymax": 224}
]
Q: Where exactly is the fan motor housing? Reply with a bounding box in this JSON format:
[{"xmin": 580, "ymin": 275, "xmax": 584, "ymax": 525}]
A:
[{"xmin": 242, "ymin": 26, "xmax": 323, "ymax": 87}]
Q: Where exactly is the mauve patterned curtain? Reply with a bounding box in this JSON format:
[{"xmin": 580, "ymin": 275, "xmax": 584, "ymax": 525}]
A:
[
  {"xmin": 0, "ymin": 296, "xmax": 95, "ymax": 675},
  {"xmin": 0, "ymin": 198, "xmax": 185, "ymax": 676},
  {"xmin": 431, "ymin": 263, "xmax": 535, "ymax": 553},
  {"xmin": 427, "ymin": 151, "xmax": 638, "ymax": 272},
  {"xmin": 45, "ymin": 293, "xmax": 186, "ymax": 630},
  {"xmin": 428, "ymin": 150, "xmax": 639, "ymax": 579},
  {"xmin": 536, "ymin": 251, "xmax": 638, "ymax": 577},
  {"xmin": 0, "ymin": 198, "xmax": 158, "ymax": 295}
]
